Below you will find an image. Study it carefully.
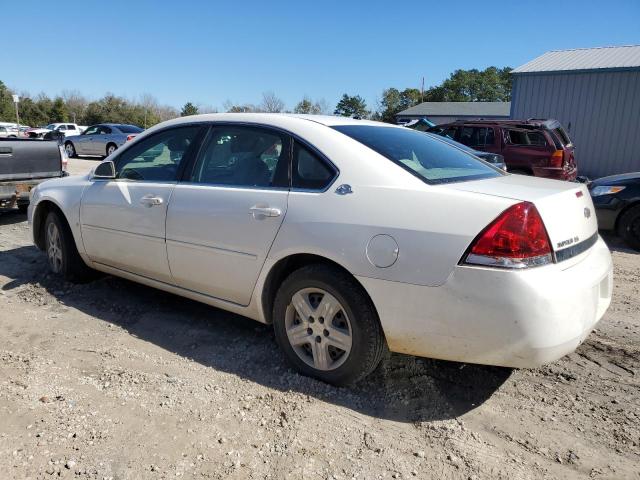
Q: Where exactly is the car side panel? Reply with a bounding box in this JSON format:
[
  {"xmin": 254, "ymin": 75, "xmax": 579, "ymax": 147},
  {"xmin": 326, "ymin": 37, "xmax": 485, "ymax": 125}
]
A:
[
  {"xmin": 28, "ymin": 175, "xmax": 92, "ymax": 265},
  {"xmin": 268, "ymin": 185, "xmax": 516, "ymax": 287}
]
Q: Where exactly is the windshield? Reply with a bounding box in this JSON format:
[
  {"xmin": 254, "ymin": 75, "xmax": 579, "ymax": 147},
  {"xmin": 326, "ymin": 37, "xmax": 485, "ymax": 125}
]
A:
[
  {"xmin": 116, "ymin": 125, "xmax": 143, "ymax": 134},
  {"xmin": 44, "ymin": 124, "xmax": 55, "ymax": 130},
  {"xmin": 333, "ymin": 125, "xmax": 503, "ymax": 184}
]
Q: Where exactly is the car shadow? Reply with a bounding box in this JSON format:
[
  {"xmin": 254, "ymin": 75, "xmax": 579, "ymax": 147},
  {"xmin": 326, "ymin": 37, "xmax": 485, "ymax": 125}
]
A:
[
  {"xmin": 0, "ymin": 244, "xmax": 512, "ymax": 423},
  {"xmin": 0, "ymin": 209, "xmax": 27, "ymax": 225}
]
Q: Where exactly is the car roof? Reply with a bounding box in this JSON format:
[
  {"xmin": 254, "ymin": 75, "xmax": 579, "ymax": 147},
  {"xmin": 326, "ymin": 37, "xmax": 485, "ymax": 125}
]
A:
[
  {"xmin": 442, "ymin": 119, "xmax": 560, "ymax": 129},
  {"xmin": 148, "ymin": 113, "xmax": 398, "ymax": 130}
]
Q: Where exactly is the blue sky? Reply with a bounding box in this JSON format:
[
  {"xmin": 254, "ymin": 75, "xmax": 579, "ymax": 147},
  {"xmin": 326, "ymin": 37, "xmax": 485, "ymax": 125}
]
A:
[{"xmin": 3, "ymin": 0, "xmax": 639, "ymax": 111}]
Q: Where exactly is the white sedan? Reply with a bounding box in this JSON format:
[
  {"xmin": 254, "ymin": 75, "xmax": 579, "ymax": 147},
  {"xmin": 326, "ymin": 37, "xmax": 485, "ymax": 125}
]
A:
[{"xmin": 28, "ymin": 114, "xmax": 613, "ymax": 385}]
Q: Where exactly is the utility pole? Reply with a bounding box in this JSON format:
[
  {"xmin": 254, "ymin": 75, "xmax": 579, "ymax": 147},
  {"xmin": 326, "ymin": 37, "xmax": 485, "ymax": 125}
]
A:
[
  {"xmin": 421, "ymin": 77, "xmax": 424, "ymax": 103},
  {"xmin": 12, "ymin": 94, "xmax": 20, "ymax": 128}
]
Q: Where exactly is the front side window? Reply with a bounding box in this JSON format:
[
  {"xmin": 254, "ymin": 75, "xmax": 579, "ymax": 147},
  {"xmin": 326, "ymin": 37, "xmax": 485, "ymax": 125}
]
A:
[
  {"xmin": 292, "ymin": 142, "xmax": 335, "ymax": 190},
  {"xmin": 190, "ymin": 126, "xmax": 289, "ymax": 188},
  {"xmin": 334, "ymin": 125, "xmax": 502, "ymax": 184},
  {"xmin": 99, "ymin": 126, "xmax": 112, "ymax": 135},
  {"xmin": 83, "ymin": 126, "xmax": 99, "ymax": 135},
  {"xmin": 115, "ymin": 126, "xmax": 202, "ymax": 182}
]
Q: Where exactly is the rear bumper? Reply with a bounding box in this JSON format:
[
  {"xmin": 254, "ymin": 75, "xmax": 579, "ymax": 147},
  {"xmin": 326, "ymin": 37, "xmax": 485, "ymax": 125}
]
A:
[
  {"xmin": 0, "ymin": 179, "xmax": 43, "ymax": 205},
  {"xmin": 532, "ymin": 165, "xmax": 578, "ymax": 181},
  {"xmin": 357, "ymin": 236, "xmax": 613, "ymax": 368}
]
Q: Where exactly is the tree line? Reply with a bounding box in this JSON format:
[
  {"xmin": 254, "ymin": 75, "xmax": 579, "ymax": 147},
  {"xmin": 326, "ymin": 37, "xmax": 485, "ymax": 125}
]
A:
[{"xmin": 0, "ymin": 66, "xmax": 511, "ymax": 128}]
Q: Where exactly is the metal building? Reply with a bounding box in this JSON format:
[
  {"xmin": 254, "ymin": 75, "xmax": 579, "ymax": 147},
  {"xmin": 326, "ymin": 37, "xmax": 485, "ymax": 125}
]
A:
[
  {"xmin": 511, "ymin": 45, "xmax": 640, "ymax": 178},
  {"xmin": 396, "ymin": 101, "xmax": 510, "ymax": 125}
]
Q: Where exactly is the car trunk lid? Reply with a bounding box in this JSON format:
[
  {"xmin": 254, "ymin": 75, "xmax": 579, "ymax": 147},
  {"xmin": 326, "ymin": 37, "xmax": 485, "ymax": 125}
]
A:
[{"xmin": 446, "ymin": 174, "xmax": 598, "ymax": 258}]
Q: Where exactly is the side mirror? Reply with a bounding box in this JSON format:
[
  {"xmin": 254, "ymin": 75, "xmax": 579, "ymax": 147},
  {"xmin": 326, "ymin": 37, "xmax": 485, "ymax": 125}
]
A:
[{"xmin": 92, "ymin": 161, "xmax": 116, "ymax": 180}]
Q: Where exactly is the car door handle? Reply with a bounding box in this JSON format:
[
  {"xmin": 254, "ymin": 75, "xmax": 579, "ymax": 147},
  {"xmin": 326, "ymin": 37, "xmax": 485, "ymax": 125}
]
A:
[
  {"xmin": 249, "ymin": 205, "xmax": 281, "ymax": 217},
  {"xmin": 139, "ymin": 195, "xmax": 164, "ymax": 207}
]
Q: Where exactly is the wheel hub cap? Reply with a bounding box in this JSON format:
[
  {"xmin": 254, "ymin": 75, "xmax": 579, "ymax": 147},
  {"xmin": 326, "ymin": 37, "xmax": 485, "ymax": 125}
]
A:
[
  {"xmin": 285, "ymin": 288, "xmax": 352, "ymax": 371},
  {"xmin": 47, "ymin": 223, "xmax": 63, "ymax": 273}
]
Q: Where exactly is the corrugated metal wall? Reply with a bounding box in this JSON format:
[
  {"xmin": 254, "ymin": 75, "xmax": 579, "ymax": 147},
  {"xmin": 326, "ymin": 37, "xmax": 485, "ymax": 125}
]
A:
[{"xmin": 511, "ymin": 70, "xmax": 640, "ymax": 178}]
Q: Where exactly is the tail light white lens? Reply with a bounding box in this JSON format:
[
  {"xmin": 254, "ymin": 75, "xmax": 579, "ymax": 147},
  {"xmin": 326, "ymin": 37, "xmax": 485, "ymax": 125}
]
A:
[{"xmin": 463, "ymin": 202, "xmax": 552, "ymax": 269}]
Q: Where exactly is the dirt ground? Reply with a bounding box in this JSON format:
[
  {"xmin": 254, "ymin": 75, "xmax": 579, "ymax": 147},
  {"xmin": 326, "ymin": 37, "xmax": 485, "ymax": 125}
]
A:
[{"xmin": 0, "ymin": 158, "xmax": 638, "ymax": 479}]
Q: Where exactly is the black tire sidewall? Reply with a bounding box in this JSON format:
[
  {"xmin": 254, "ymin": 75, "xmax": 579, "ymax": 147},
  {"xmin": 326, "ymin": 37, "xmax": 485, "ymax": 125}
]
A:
[
  {"xmin": 45, "ymin": 212, "xmax": 71, "ymax": 276},
  {"xmin": 273, "ymin": 265, "xmax": 382, "ymax": 385},
  {"xmin": 65, "ymin": 142, "xmax": 76, "ymax": 158},
  {"xmin": 618, "ymin": 205, "xmax": 640, "ymax": 251}
]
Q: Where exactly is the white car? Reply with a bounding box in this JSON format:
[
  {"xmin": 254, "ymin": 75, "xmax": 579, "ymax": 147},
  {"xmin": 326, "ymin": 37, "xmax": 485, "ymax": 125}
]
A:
[
  {"xmin": 28, "ymin": 123, "xmax": 84, "ymax": 138},
  {"xmin": 28, "ymin": 114, "xmax": 613, "ymax": 385}
]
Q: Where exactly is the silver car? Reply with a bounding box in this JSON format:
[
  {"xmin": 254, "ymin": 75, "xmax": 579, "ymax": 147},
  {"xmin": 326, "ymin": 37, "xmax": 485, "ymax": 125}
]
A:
[{"xmin": 64, "ymin": 124, "xmax": 143, "ymax": 158}]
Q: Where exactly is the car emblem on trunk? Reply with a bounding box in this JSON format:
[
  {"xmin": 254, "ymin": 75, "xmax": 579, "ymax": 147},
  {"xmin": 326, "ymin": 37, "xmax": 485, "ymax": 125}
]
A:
[{"xmin": 584, "ymin": 207, "xmax": 591, "ymax": 219}]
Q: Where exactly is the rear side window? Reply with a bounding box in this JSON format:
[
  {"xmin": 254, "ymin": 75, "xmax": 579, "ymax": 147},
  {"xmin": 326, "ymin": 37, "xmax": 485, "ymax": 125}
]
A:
[
  {"xmin": 117, "ymin": 125, "xmax": 144, "ymax": 134},
  {"xmin": 292, "ymin": 143, "xmax": 335, "ymax": 190},
  {"xmin": 334, "ymin": 125, "xmax": 502, "ymax": 185},
  {"xmin": 459, "ymin": 127, "xmax": 495, "ymax": 147},
  {"xmin": 190, "ymin": 126, "xmax": 289, "ymax": 188},
  {"xmin": 507, "ymin": 130, "xmax": 547, "ymax": 147},
  {"xmin": 66, "ymin": 125, "xmax": 76, "ymax": 129}
]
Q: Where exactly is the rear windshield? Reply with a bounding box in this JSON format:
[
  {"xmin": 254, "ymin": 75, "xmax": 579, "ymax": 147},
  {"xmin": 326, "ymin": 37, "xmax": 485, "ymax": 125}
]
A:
[
  {"xmin": 117, "ymin": 125, "xmax": 143, "ymax": 133},
  {"xmin": 333, "ymin": 125, "xmax": 503, "ymax": 184},
  {"xmin": 551, "ymin": 127, "xmax": 571, "ymax": 146}
]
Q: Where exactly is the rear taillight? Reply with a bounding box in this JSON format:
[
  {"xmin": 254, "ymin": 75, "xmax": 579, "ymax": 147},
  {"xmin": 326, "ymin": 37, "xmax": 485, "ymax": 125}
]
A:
[
  {"xmin": 463, "ymin": 202, "xmax": 552, "ymax": 269},
  {"xmin": 126, "ymin": 135, "xmax": 136, "ymax": 142},
  {"xmin": 550, "ymin": 149, "xmax": 564, "ymax": 168}
]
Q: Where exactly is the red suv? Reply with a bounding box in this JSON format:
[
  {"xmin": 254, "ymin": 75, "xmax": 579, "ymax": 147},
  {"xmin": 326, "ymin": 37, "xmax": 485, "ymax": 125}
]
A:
[{"xmin": 429, "ymin": 119, "xmax": 577, "ymax": 181}]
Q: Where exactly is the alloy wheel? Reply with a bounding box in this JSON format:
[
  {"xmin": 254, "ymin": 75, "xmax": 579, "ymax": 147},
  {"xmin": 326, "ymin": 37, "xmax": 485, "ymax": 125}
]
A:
[
  {"xmin": 285, "ymin": 288, "xmax": 353, "ymax": 371},
  {"xmin": 65, "ymin": 143, "xmax": 75, "ymax": 157},
  {"xmin": 46, "ymin": 222, "xmax": 63, "ymax": 273},
  {"xmin": 107, "ymin": 145, "xmax": 116, "ymax": 155}
]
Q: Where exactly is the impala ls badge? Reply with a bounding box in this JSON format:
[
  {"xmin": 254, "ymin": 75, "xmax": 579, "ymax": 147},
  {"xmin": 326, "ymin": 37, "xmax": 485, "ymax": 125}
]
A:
[{"xmin": 584, "ymin": 207, "xmax": 591, "ymax": 219}]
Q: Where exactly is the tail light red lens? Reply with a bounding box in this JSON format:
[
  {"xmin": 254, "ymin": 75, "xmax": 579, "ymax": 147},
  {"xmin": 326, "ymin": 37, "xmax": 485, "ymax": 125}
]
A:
[
  {"xmin": 126, "ymin": 135, "xmax": 136, "ymax": 142},
  {"xmin": 550, "ymin": 149, "xmax": 564, "ymax": 168},
  {"xmin": 463, "ymin": 202, "xmax": 552, "ymax": 269}
]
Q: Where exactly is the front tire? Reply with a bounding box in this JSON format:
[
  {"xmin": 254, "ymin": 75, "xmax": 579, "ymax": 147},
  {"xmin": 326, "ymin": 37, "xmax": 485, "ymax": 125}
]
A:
[
  {"xmin": 44, "ymin": 211, "xmax": 94, "ymax": 282},
  {"xmin": 273, "ymin": 264, "xmax": 385, "ymax": 386},
  {"xmin": 64, "ymin": 142, "xmax": 77, "ymax": 158},
  {"xmin": 618, "ymin": 204, "xmax": 640, "ymax": 251}
]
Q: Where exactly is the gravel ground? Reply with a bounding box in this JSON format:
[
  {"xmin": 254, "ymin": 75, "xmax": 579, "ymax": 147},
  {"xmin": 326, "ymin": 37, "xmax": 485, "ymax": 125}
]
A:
[{"xmin": 0, "ymin": 158, "xmax": 638, "ymax": 479}]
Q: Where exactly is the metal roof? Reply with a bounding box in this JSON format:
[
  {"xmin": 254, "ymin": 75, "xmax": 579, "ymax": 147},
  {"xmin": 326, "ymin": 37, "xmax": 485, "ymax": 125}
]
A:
[
  {"xmin": 397, "ymin": 101, "xmax": 511, "ymax": 117},
  {"xmin": 512, "ymin": 45, "xmax": 640, "ymax": 74}
]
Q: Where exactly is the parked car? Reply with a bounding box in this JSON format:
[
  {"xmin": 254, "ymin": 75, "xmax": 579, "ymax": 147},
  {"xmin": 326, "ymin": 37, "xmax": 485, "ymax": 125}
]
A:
[
  {"xmin": 589, "ymin": 172, "xmax": 640, "ymax": 250},
  {"xmin": 0, "ymin": 137, "xmax": 68, "ymax": 212},
  {"xmin": 426, "ymin": 131, "xmax": 507, "ymax": 171},
  {"xmin": 28, "ymin": 114, "xmax": 612, "ymax": 385},
  {"xmin": 26, "ymin": 123, "xmax": 84, "ymax": 139},
  {"xmin": 0, "ymin": 125, "xmax": 18, "ymax": 138},
  {"xmin": 428, "ymin": 119, "xmax": 577, "ymax": 181},
  {"xmin": 64, "ymin": 123, "xmax": 143, "ymax": 158}
]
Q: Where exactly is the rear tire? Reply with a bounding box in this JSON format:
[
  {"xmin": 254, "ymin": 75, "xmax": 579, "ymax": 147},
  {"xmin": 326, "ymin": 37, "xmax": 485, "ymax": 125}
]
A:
[
  {"xmin": 44, "ymin": 211, "xmax": 94, "ymax": 282},
  {"xmin": 17, "ymin": 204, "xmax": 28, "ymax": 214},
  {"xmin": 617, "ymin": 204, "xmax": 640, "ymax": 251},
  {"xmin": 272, "ymin": 264, "xmax": 385, "ymax": 386},
  {"xmin": 106, "ymin": 143, "xmax": 117, "ymax": 157},
  {"xmin": 64, "ymin": 142, "xmax": 77, "ymax": 158}
]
